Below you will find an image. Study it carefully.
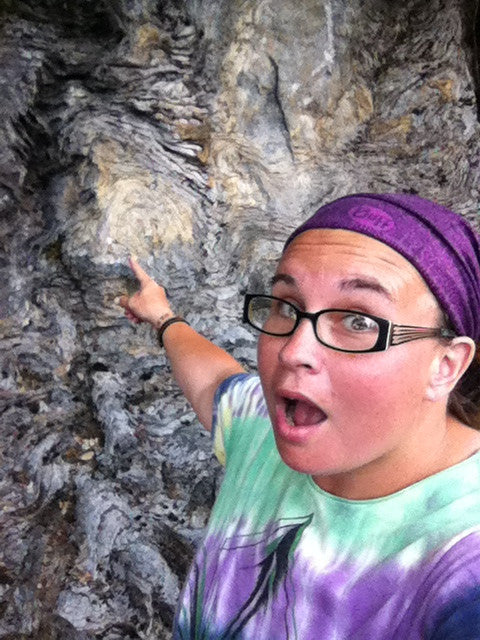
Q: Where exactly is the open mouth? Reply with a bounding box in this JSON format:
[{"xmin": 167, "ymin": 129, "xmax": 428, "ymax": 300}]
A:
[{"xmin": 284, "ymin": 397, "xmax": 327, "ymax": 428}]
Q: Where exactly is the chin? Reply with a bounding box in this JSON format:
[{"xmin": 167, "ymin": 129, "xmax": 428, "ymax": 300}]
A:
[
  {"xmin": 274, "ymin": 436, "xmax": 325, "ymax": 476},
  {"xmin": 273, "ymin": 431, "xmax": 357, "ymax": 481}
]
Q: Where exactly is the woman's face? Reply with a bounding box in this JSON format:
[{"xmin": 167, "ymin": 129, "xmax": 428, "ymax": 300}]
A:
[{"xmin": 257, "ymin": 229, "xmax": 447, "ymax": 499}]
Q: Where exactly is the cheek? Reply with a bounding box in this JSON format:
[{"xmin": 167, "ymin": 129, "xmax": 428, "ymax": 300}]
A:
[
  {"xmin": 333, "ymin": 351, "xmax": 430, "ymax": 413},
  {"xmin": 257, "ymin": 334, "xmax": 278, "ymax": 380},
  {"xmin": 257, "ymin": 334, "xmax": 285, "ymax": 406}
]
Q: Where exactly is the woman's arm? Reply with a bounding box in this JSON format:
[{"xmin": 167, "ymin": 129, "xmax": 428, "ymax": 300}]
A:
[{"xmin": 118, "ymin": 257, "xmax": 245, "ymax": 431}]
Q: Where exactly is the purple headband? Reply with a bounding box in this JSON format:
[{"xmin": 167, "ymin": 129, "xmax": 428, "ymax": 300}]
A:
[{"xmin": 285, "ymin": 193, "xmax": 480, "ymax": 341}]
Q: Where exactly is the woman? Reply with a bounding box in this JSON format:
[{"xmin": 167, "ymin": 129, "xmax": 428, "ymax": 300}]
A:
[{"xmin": 120, "ymin": 193, "xmax": 480, "ymax": 639}]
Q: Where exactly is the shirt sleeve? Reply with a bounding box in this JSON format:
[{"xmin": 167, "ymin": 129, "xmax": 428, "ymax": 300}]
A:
[
  {"xmin": 211, "ymin": 373, "xmax": 265, "ymax": 466},
  {"xmin": 423, "ymin": 532, "xmax": 480, "ymax": 640},
  {"xmin": 426, "ymin": 587, "xmax": 480, "ymax": 639}
]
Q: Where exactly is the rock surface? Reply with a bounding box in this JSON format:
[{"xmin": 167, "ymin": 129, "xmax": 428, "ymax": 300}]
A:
[{"xmin": 0, "ymin": 0, "xmax": 479, "ymax": 637}]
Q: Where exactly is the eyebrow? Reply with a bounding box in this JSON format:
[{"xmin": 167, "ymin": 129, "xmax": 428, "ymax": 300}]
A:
[
  {"xmin": 271, "ymin": 273, "xmax": 393, "ymax": 301},
  {"xmin": 339, "ymin": 277, "xmax": 393, "ymax": 301},
  {"xmin": 271, "ymin": 273, "xmax": 296, "ymax": 286}
]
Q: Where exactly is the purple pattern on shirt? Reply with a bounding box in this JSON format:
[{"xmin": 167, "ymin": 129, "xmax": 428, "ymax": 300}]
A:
[{"xmin": 175, "ymin": 517, "xmax": 480, "ymax": 639}]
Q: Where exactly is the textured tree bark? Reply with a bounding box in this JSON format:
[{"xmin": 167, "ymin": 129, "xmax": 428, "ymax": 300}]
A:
[{"xmin": 0, "ymin": 0, "xmax": 479, "ymax": 637}]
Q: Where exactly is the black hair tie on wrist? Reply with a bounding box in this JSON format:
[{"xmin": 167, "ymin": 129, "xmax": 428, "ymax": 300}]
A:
[{"xmin": 157, "ymin": 316, "xmax": 190, "ymax": 347}]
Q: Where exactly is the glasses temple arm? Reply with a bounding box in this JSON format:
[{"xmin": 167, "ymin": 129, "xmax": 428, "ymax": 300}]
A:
[{"xmin": 391, "ymin": 326, "xmax": 456, "ymax": 346}]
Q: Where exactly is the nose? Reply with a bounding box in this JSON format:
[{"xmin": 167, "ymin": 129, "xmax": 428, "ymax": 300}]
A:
[{"xmin": 278, "ymin": 317, "xmax": 321, "ymax": 371}]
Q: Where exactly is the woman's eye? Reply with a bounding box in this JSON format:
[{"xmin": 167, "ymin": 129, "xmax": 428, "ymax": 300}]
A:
[
  {"xmin": 273, "ymin": 300, "xmax": 296, "ymax": 318},
  {"xmin": 342, "ymin": 314, "xmax": 376, "ymax": 332}
]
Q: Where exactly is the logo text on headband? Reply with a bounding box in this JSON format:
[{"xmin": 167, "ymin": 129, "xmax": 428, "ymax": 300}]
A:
[{"xmin": 348, "ymin": 205, "xmax": 395, "ymax": 232}]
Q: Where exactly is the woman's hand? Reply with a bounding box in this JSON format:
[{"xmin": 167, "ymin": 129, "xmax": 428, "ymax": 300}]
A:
[{"xmin": 118, "ymin": 257, "xmax": 174, "ymax": 329}]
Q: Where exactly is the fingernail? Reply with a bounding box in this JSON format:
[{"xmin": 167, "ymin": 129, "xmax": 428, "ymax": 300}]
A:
[{"xmin": 114, "ymin": 296, "xmax": 121, "ymax": 305}]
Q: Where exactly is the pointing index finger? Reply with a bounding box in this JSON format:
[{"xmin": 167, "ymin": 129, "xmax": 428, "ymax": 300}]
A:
[{"xmin": 129, "ymin": 256, "xmax": 151, "ymax": 286}]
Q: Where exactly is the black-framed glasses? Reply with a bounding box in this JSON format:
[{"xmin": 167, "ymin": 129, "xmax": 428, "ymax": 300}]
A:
[{"xmin": 243, "ymin": 294, "xmax": 457, "ymax": 354}]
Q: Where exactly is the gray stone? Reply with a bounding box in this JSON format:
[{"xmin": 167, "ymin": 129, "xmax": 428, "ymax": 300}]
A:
[{"xmin": 0, "ymin": 0, "xmax": 479, "ymax": 637}]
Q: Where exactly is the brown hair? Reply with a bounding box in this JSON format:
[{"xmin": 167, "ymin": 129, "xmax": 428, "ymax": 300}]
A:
[{"xmin": 448, "ymin": 344, "xmax": 480, "ymax": 430}]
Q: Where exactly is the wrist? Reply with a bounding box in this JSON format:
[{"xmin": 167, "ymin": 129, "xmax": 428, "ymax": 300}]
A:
[
  {"xmin": 157, "ymin": 316, "xmax": 190, "ymax": 347},
  {"xmin": 152, "ymin": 311, "xmax": 176, "ymax": 330}
]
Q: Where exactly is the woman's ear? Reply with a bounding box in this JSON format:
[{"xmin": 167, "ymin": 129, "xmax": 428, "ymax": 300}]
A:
[{"xmin": 426, "ymin": 338, "xmax": 476, "ymax": 402}]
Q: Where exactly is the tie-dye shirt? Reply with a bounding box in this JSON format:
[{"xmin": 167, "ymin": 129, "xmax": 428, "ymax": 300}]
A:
[{"xmin": 173, "ymin": 374, "xmax": 480, "ymax": 639}]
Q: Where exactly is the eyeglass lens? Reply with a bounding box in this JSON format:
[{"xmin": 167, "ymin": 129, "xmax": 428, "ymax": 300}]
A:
[{"xmin": 248, "ymin": 296, "xmax": 381, "ymax": 352}]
